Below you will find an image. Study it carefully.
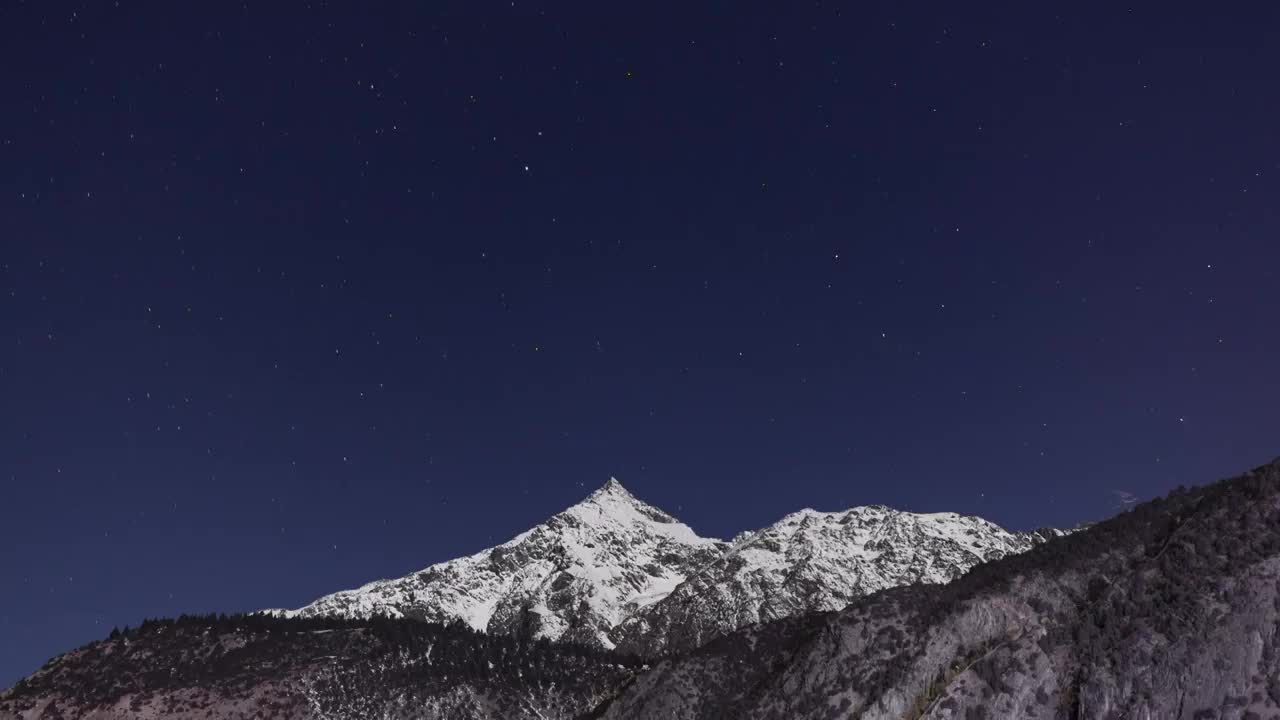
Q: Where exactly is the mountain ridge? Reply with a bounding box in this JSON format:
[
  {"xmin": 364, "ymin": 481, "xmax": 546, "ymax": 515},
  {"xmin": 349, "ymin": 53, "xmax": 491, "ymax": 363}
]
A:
[
  {"xmin": 593, "ymin": 456, "xmax": 1280, "ymax": 719},
  {"xmin": 279, "ymin": 477, "xmax": 1054, "ymax": 655},
  {"xmin": 274, "ymin": 477, "xmax": 725, "ymax": 649},
  {"xmin": 6, "ymin": 457, "xmax": 1277, "ymax": 720}
]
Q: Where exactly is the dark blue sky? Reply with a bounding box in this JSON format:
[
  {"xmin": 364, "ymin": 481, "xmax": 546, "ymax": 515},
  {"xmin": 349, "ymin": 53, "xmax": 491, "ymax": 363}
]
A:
[{"xmin": 3, "ymin": 0, "xmax": 1278, "ymax": 686}]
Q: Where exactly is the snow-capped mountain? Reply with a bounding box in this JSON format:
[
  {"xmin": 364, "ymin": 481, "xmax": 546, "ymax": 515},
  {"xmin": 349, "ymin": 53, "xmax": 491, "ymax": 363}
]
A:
[
  {"xmin": 11, "ymin": 459, "xmax": 1280, "ymax": 720},
  {"xmin": 610, "ymin": 504, "xmax": 1060, "ymax": 655},
  {"xmin": 278, "ymin": 479, "xmax": 1055, "ymax": 655},
  {"xmin": 278, "ymin": 478, "xmax": 725, "ymax": 648}
]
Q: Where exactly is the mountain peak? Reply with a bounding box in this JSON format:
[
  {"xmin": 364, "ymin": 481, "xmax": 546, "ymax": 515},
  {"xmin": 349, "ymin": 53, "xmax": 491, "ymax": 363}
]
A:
[
  {"xmin": 572, "ymin": 477, "xmax": 701, "ymax": 533},
  {"xmin": 276, "ymin": 475, "xmax": 1048, "ymax": 659},
  {"xmin": 281, "ymin": 473, "xmax": 724, "ymax": 646},
  {"xmin": 590, "ymin": 476, "xmax": 633, "ymax": 499}
]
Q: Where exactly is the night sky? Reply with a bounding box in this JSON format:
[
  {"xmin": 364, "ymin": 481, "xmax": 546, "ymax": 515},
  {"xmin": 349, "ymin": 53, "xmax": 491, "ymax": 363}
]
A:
[{"xmin": 3, "ymin": 1, "xmax": 1279, "ymax": 686}]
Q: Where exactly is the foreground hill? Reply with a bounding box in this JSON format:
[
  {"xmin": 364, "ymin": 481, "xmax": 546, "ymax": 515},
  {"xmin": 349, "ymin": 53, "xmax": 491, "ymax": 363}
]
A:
[
  {"xmin": 595, "ymin": 457, "xmax": 1280, "ymax": 719},
  {"xmin": 0, "ymin": 615, "xmax": 635, "ymax": 720}
]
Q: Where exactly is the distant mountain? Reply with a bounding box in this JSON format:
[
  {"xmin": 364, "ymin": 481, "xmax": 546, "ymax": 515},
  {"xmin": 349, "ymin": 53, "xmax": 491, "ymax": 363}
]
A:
[
  {"xmin": 611, "ymin": 505, "xmax": 1060, "ymax": 656},
  {"xmin": 595, "ymin": 458, "xmax": 1280, "ymax": 720},
  {"xmin": 277, "ymin": 478, "xmax": 1050, "ymax": 654},
  {"xmin": 5, "ymin": 458, "xmax": 1278, "ymax": 720},
  {"xmin": 275, "ymin": 478, "xmax": 725, "ymax": 648}
]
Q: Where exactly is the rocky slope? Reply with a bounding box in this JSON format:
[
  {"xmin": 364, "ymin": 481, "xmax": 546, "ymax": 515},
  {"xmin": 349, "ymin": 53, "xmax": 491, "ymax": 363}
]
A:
[
  {"xmin": 4, "ymin": 458, "xmax": 1279, "ymax": 720},
  {"xmin": 594, "ymin": 457, "xmax": 1280, "ymax": 720},
  {"xmin": 281, "ymin": 479, "xmax": 1050, "ymax": 655}
]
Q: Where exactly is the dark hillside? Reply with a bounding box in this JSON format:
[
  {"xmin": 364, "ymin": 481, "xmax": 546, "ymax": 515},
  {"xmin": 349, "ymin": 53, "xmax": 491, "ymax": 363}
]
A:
[{"xmin": 597, "ymin": 458, "xmax": 1280, "ymax": 719}]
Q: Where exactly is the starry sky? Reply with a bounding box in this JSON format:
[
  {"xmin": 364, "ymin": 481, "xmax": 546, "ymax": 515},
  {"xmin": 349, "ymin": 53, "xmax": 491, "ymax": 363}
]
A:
[{"xmin": 3, "ymin": 0, "xmax": 1279, "ymax": 686}]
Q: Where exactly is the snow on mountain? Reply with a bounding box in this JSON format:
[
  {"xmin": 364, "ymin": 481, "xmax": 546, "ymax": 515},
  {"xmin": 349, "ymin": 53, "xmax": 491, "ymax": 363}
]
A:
[
  {"xmin": 609, "ymin": 504, "xmax": 1057, "ymax": 655},
  {"xmin": 277, "ymin": 479, "xmax": 1053, "ymax": 655},
  {"xmin": 277, "ymin": 478, "xmax": 725, "ymax": 648},
  {"xmin": 12, "ymin": 461, "xmax": 1277, "ymax": 720}
]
